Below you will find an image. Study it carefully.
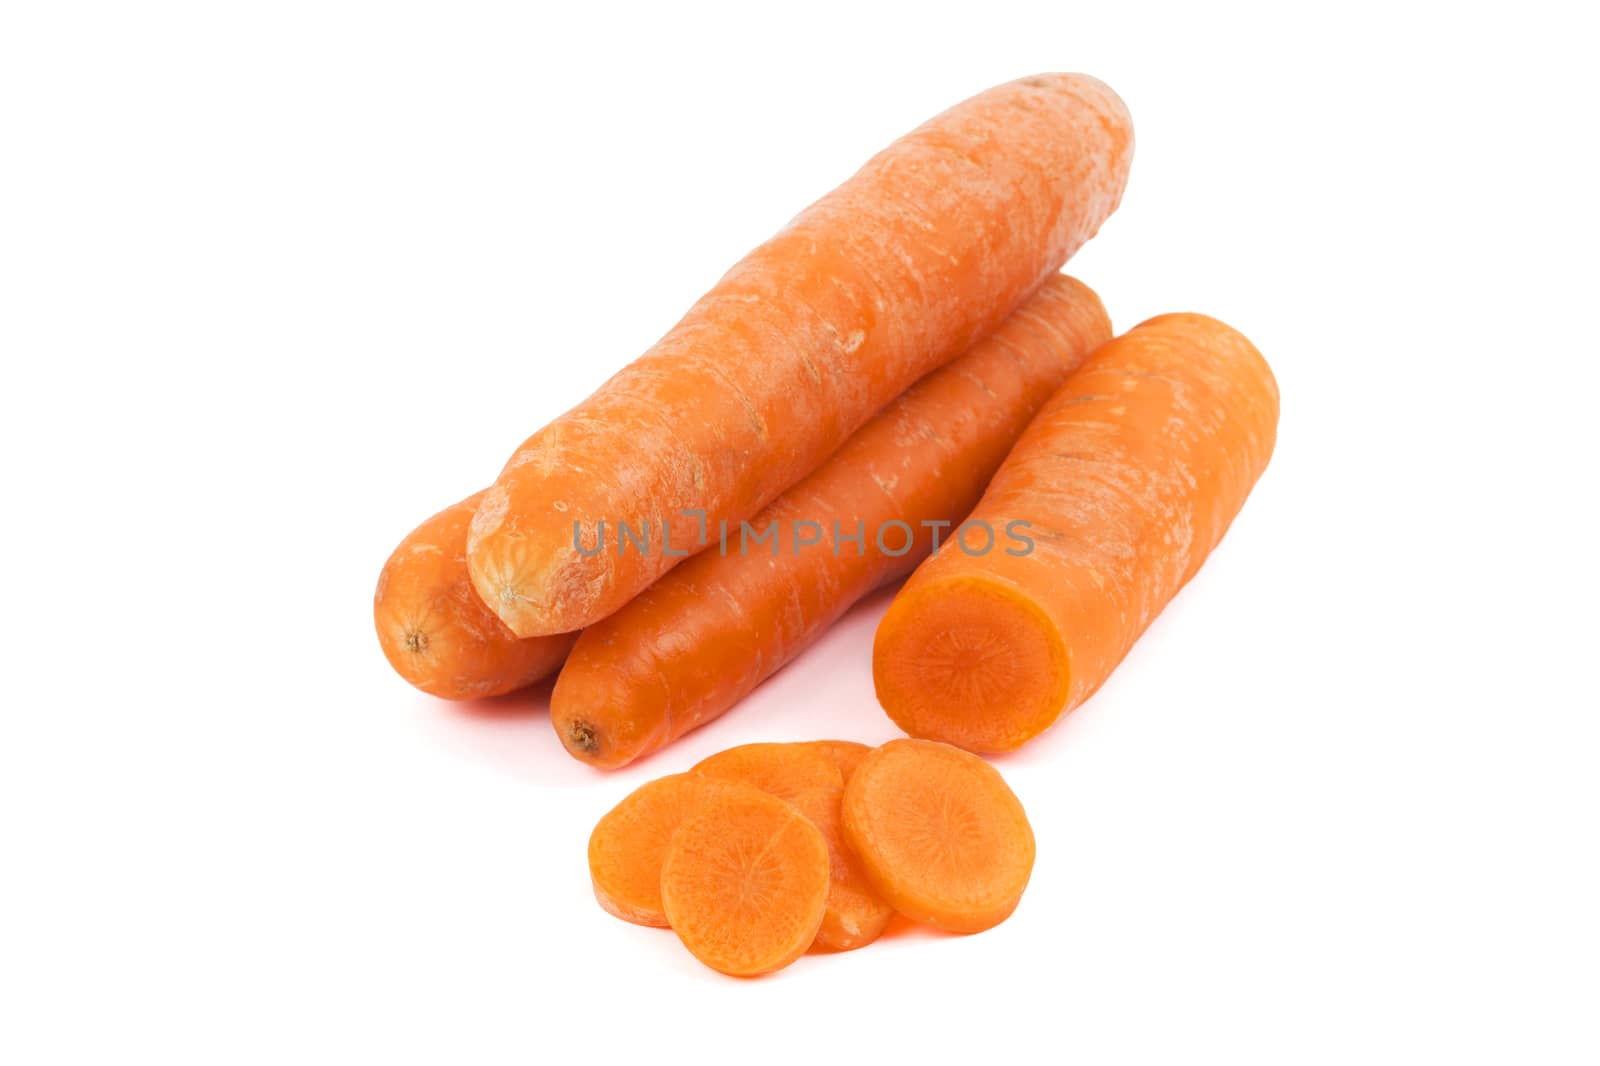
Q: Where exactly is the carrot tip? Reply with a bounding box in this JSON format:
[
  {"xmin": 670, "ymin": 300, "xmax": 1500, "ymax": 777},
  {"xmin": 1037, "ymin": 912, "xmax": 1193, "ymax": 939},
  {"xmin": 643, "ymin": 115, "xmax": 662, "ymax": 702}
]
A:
[{"xmin": 566, "ymin": 719, "xmax": 599, "ymax": 755}]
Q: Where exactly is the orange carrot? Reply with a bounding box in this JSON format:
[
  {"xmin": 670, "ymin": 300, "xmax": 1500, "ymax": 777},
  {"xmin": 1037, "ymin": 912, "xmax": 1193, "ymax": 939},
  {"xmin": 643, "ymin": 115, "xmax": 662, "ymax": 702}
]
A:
[
  {"xmin": 804, "ymin": 740, "xmax": 872, "ymax": 783},
  {"xmin": 469, "ymin": 75, "xmax": 1133, "ymax": 636},
  {"xmin": 692, "ymin": 742, "xmax": 843, "ymax": 800},
  {"xmin": 842, "ymin": 739, "xmax": 1035, "ymax": 934},
  {"xmin": 586, "ymin": 772, "xmax": 763, "ymax": 927},
  {"xmin": 373, "ymin": 492, "xmax": 574, "ymax": 699},
  {"xmin": 660, "ymin": 787, "xmax": 830, "ymax": 977},
  {"xmin": 873, "ymin": 314, "xmax": 1280, "ymax": 752},
  {"xmin": 787, "ymin": 786, "xmax": 895, "ymax": 952},
  {"xmin": 551, "ymin": 275, "xmax": 1112, "ymax": 767}
]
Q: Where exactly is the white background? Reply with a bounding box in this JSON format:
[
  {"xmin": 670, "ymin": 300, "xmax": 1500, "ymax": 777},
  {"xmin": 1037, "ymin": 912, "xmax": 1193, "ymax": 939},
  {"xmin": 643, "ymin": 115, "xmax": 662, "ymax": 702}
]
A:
[{"xmin": 3, "ymin": 2, "xmax": 1596, "ymax": 1062}]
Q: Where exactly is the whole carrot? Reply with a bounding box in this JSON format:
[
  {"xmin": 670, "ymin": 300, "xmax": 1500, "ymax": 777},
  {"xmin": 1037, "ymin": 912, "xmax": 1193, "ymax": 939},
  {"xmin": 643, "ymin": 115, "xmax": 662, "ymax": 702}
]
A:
[
  {"xmin": 551, "ymin": 274, "xmax": 1112, "ymax": 768},
  {"xmin": 873, "ymin": 313, "xmax": 1280, "ymax": 752},
  {"xmin": 469, "ymin": 74, "xmax": 1134, "ymax": 636},
  {"xmin": 374, "ymin": 492, "xmax": 575, "ymax": 699}
]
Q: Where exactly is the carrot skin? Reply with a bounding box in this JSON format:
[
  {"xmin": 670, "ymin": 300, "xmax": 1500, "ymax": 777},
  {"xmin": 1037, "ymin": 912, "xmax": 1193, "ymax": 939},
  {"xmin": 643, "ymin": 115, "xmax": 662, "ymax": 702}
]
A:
[
  {"xmin": 872, "ymin": 313, "xmax": 1280, "ymax": 752},
  {"xmin": 373, "ymin": 492, "xmax": 575, "ymax": 700},
  {"xmin": 551, "ymin": 275, "xmax": 1113, "ymax": 768},
  {"xmin": 469, "ymin": 74, "xmax": 1134, "ymax": 636}
]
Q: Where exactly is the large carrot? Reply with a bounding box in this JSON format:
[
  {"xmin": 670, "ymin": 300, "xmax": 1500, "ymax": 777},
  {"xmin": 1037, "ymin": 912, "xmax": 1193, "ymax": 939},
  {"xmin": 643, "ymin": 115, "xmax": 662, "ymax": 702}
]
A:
[
  {"xmin": 374, "ymin": 493, "xmax": 574, "ymax": 699},
  {"xmin": 469, "ymin": 74, "xmax": 1134, "ymax": 636},
  {"xmin": 873, "ymin": 313, "xmax": 1280, "ymax": 752},
  {"xmin": 551, "ymin": 274, "xmax": 1113, "ymax": 768}
]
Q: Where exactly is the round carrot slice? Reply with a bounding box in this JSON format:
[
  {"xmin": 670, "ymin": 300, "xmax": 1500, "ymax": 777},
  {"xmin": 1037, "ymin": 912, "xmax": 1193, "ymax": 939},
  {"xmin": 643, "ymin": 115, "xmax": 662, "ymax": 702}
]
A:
[
  {"xmin": 788, "ymin": 786, "xmax": 894, "ymax": 952},
  {"xmin": 660, "ymin": 788, "xmax": 830, "ymax": 977},
  {"xmin": 587, "ymin": 772, "xmax": 763, "ymax": 927},
  {"xmin": 842, "ymin": 738, "xmax": 1035, "ymax": 934},
  {"xmin": 693, "ymin": 742, "xmax": 843, "ymax": 799},
  {"xmin": 804, "ymin": 740, "xmax": 873, "ymax": 783}
]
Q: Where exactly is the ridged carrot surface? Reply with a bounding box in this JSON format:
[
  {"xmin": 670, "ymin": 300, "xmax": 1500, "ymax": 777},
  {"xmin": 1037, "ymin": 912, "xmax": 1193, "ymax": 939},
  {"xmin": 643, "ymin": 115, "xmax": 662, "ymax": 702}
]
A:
[
  {"xmin": 873, "ymin": 313, "xmax": 1280, "ymax": 752},
  {"xmin": 373, "ymin": 492, "xmax": 574, "ymax": 699},
  {"xmin": 551, "ymin": 275, "xmax": 1112, "ymax": 768},
  {"xmin": 469, "ymin": 74, "xmax": 1134, "ymax": 636}
]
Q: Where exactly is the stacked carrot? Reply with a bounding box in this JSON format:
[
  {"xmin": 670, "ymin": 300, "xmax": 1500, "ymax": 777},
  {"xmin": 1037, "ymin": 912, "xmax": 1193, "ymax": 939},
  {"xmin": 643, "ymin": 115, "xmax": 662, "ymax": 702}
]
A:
[
  {"xmin": 551, "ymin": 274, "xmax": 1111, "ymax": 767},
  {"xmin": 464, "ymin": 74, "xmax": 1134, "ymax": 638},
  {"xmin": 590, "ymin": 740, "xmax": 1034, "ymax": 976},
  {"xmin": 373, "ymin": 73, "xmax": 1280, "ymax": 969},
  {"xmin": 375, "ymin": 72, "xmax": 1133, "ymax": 709}
]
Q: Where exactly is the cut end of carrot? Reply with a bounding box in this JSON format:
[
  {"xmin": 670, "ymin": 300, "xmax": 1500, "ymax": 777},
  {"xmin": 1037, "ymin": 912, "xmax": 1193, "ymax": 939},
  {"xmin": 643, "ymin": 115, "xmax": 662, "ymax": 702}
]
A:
[
  {"xmin": 466, "ymin": 526, "xmax": 606, "ymax": 639},
  {"xmin": 464, "ymin": 531, "xmax": 542, "ymax": 637},
  {"xmin": 872, "ymin": 574, "xmax": 1069, "ymax": 753}
]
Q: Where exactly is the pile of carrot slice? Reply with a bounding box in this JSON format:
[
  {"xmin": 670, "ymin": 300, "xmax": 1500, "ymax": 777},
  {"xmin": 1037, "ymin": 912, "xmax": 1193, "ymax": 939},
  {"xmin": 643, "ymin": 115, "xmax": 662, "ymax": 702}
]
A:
[{"xmin": 589, "ymin": 739, "xmax": 1035, "ymax": 977}]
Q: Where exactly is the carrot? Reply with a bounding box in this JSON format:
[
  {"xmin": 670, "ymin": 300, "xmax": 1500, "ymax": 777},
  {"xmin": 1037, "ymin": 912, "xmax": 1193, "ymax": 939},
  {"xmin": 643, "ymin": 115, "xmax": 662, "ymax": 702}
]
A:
[
  {"xmin": 550, "ymin": 274, "xmax": 1113, "ymax": 767},
  {"xmin": 468, "ymin": 75, "xmax": 1134, "ymax": 637},
  {"xmin": 692, "ymin": 742, "xmax": 843, "ymax": 800},
  {"xmin": 804, "ymin": 740, "xmax": 872, "ymax": 783},
  {"xmin": 841, "ymin": 739, "xmax": 1035, "ymax": 934},
  {"xmin": 373, "ymin": 492, "xmax": 575, "ymax": 699},
  {"xmin": 660, "ymin": 787, "xmax": 831, "ymax": 977},
  {"xmin": 787, "ymin": 786, "xmax": 895, "ymax": 952},
  {"xmin": 586, "ymin": 772, "xmax": 764, "ymax": 927},
  {"xmin": 873, "ymin": 313, "xmax": 1280, "ymax": 752}
]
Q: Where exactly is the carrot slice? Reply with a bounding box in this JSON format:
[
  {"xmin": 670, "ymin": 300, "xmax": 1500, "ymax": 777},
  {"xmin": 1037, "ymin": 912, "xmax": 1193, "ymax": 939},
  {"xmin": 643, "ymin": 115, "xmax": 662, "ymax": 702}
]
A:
[
  {"xmin": 468, "ymin": 75, "xmax": 1133, "ymax": 637},
  {"xmin": 804, "ymin": 741, "xmax": 873, "ymax": 784},
  {"xmin": 373, "ymin": 491, "xmax": 574, "ymax": 699},
  {"xmin": 660, "ymin": 788, "xmax": 830, "ymax": 977},
  {"xmin": 873, "ymin": 313, "xmax": 1280, "ymax": 752},
  {"xmin": 692, "ymin": 742, "xmax": 843, "ymax": 799},
  {"xmin": 551, "ymin": 274, "xmax": 1112, "ymax": 768},
  {"xmin": 787, "ymin": 786, "xmax": 894, "ymax": 952},
  {"xmin": 842, "ymin": 739, "xmax": 1035, "ymax": 934},
  {"xmin": 587, "ymin": 772, "xmax": 763, "ymax": 927}
]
